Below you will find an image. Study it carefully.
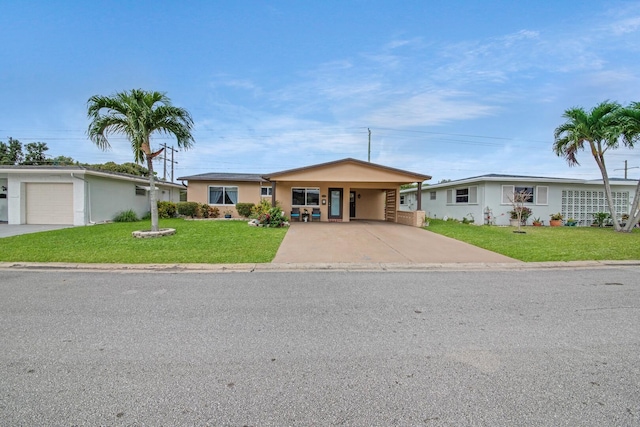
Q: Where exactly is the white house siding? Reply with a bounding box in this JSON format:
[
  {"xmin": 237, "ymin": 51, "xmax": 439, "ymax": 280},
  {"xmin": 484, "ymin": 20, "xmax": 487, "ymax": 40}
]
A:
[
  {"xmin": 2, "ymin": 168, "xmax": 183, "ymax": 225},
  {"xmin": 418, "ymin": 177, "xmax": 638, "ymax": 226},
  {"xmin": 7, "ymin": 172, "xmax": 85, "ymax": 225}
]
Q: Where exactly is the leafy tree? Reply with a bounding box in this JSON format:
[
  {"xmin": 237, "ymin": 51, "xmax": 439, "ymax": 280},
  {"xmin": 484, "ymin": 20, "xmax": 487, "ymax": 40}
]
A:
[
  {"xmin": 87, "ymin": 89, "xmax": 195, "ymax": 232},
  {"xmin": 553, "ymin": 101, "xmax": 626, "ymax": 231},
  {"xmin": 87, "ymin": 161, "xmax": 151, "ymax": 176},
  {"xmin": 50, "ymin": 155, "xmax": 77, "ymax": 165},
  {"xmin": 0, "ymin": 137, "xmax": 24, "ymax": 165},
  {"xmin": 23, "ymin": 142, "xmax": 49, "ymax": 165}
]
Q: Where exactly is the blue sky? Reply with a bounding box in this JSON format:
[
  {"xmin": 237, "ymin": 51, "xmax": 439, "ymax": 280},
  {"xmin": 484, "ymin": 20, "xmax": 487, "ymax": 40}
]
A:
[{"xmin": 2, "ymin": 1, "xmax": 640, "ymax": 182}]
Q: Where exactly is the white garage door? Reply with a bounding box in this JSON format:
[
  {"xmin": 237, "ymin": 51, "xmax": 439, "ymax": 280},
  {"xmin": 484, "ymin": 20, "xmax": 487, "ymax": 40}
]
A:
[{"xmin": 26, "ymin": 183, "xmax": 74, "ymax": 224}]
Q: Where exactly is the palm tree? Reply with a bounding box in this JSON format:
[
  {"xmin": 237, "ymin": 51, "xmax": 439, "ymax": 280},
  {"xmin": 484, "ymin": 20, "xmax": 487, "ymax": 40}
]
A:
[
  {"xmin": 553, "ymin": 101, "xmax": 624, "ymax": 231},
  {"xmin": 87, "ymin": 89, "xmax": 195, "ymax": 232},
  {"xmin": 617, "ymin": 102, "xmax": 640, "ymax": 230}
]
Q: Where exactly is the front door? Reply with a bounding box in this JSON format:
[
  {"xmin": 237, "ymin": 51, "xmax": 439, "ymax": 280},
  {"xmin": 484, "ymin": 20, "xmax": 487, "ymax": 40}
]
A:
[
  {"xmin": 328, "ymin": 188, "xmax": 343, "ymax": 220},
  {"xmin": 349, "ymin": 191, "xmax": 356, "ymax": 218}
]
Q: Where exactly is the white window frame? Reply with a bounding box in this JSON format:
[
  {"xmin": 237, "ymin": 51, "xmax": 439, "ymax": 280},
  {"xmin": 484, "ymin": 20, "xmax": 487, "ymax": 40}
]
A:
[
  {"xmin": 208, "ymin": 186, "xmax": 238, "ymax": 205},
  {"xmin": 446, "ymin": 186, "xmax": 478, "ymax": 205},
  {"xmin": 292, "ymin": 187, "xmax": 320, "ymax": 206},
  {"xmin": 501, "ymin": 185, "xmax": 548, "ymax": 205},
  {"xmin": 430, "ymin": 191, "xmax": 436, "ymax": 200},
  {"xmin": 261, "ymin": 186, "xmax": 272, "ymax": 197}
]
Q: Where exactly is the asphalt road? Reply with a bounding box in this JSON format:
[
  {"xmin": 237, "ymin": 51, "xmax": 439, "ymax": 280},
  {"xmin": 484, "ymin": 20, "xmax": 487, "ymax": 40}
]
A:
[{"xmin": 1, "ymin": 268, "xmax": 639, "ymax": 426}]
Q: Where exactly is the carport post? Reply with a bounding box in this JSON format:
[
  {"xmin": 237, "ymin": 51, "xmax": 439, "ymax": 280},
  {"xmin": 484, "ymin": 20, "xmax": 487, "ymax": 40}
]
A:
[
  {"xmin": 417, "ymin": 182, "xmax": 422, "ymax": 211},
  {"xmin": 271, "ymin": 181, "xmax": 276, "ymax": 207}
]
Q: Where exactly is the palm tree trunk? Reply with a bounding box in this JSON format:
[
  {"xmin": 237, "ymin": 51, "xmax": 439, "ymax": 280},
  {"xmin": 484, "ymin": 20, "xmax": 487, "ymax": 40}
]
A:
[
  {"xmin": 624, "ymin": 180, "xmax": 640, "ymax": 232},
  {"xmin": 146, "ymin": 155, "xmax": 159, "ymax": 232},
  {"xmin": 594, "ymin": 154, "xmax": 621, "ymax": 231}
]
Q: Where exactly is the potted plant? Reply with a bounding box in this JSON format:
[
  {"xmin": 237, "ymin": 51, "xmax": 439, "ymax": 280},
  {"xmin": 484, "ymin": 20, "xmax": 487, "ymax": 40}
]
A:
[
  {"xmin": 509, "ymin": 207, "xmax": 532, "ymax": 226},
  {"xmin": 223, "ymin": 209, "xmax": 233, "ymax": 219},
  {"xmin": 549, "ymin": 212, "xmax": 563, "ymax": 226},
  {"xmin": 532, "ymin": 217, "xmax": 542, "ymax": 226},
  {"xmin": 591, "ymin": 212, "xmax": 609, "ymax": 227},
  {"xmin": 566, "ymin": 217, "xmax": 577, "ymax": 226}
]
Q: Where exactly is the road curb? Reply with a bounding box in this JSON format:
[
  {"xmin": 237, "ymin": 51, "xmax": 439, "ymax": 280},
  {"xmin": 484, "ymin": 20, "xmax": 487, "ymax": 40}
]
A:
[{"xmin": 1, "ymin": 260, "xmax": 639, "ymax": 273}]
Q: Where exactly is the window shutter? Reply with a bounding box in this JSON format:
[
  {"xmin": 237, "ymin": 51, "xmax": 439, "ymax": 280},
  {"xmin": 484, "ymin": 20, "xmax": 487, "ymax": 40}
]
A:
[
  {"xmin": 537, "ymin": 186, "xmax": 548, "ymax": 205},
  {"xmin": 446, "ymin": 189, "xmax": 453, "ymax": 204},
  {"xmin": 468, "ymin": 186, "xmax": 478, "ymax": 204},
  {"xmin": 502, "ymin": 185, "xmax": 514, "ymax": 204}
]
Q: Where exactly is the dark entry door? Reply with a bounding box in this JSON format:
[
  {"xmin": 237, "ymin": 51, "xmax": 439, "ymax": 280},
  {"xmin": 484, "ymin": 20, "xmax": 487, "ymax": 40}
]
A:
[
  {"xmin": 349, "ymin": 191, "xmax": 356, "ymax": 218},
  {"xmin": 328, "ymin": 188, "xmax": 343, "ymax": 219}
]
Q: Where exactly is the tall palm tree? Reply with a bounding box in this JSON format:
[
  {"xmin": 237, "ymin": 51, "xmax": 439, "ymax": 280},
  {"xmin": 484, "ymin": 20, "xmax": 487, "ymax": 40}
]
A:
[
  {"xmin": 617, "ymin": 102, "xmax": 640, "ymax": 230},
  {"xmin": 87, "ymin": 89, "xmax": 195, "ymax": 232},
  {"xmin": 553, "ymin": 101, "xmax": 624, "ymax": 231}
]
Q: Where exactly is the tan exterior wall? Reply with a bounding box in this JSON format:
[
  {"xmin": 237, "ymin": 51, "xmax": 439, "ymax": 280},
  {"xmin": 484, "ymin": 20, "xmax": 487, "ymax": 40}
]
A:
[
  {"xmin": 276, "ymin": 182, "xmax": 398, "ymax": 222},
  {"xmin": 271, "ymin": 162, "xmax": 424, "ymax": 183},
  {"xmin": 187, "ymin": 181, "xmax": 267, "ymax": 217},
  {"xmin": 396, "ymin": 210, "xmax": 426, "ymax": 227}
]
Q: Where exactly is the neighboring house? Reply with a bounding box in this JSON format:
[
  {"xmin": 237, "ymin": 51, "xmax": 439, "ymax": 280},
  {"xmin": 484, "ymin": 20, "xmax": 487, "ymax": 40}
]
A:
[
  {"xmin": 401, "ymin": 174, "xmax": 638, "ymax": 226},
  {"xmin": 178, "ymin": 158, "xmax": 431, "ymax": 226},
  {"xmin": 0, "ymin": 166, "xmax": 183, "ymax": 225}
]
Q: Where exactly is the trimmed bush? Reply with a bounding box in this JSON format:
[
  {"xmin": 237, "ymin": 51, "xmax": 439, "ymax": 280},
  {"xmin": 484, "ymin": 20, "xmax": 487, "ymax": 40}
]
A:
[
  {"xmin": 209, "ymin": 206, "xmax": 220, "ymax": 218},
  {"xmin": 157, "ymin": 201, "xmax": 177, "ymax": 219},
  {"xmin": 236, "ymin": 203, "xmax": 255, "ymax": 218},
  {"xmin": 199, "ymin": 203, "xmax": 210, "ymax": 218},
  {"xmin": 177, "ymin": 201, "xmax": 199, "ymax": 218},
  {"xmin": 113, "ymin": 209, "xmax": 139, "ymax": 222}
]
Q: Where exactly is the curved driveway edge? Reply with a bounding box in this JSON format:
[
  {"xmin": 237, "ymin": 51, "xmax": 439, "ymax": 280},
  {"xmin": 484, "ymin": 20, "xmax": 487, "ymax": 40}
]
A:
[{"xmin": 273, "ymin": 221, "xmax": 519, "ymax": 264}]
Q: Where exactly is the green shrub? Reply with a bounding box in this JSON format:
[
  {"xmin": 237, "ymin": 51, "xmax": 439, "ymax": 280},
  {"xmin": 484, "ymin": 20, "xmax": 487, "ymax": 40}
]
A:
[
  {"xmin": 257, "ymin": 206, "xmax": 289, "ymax": 227},
  {"xmin": 199, "ymin": 203, "xmax": 210, "ymax": 218},
  {"xmin": 157, "ymin": 201, "xmax": 177, "ymax": 219},
  {"xmin": 236, "ymin": 202, "xmax": 255, "ymax": 218},
  {"xmin": 251, "ymin": 199, "xmax": 273, "ymax": 218},
  {"xmin": 113, "ymin": 209, "xmax": 139, "ymax": 222},
  {"xmin": 177, "ymin": 201, "xmax": 199, "ymax": 217}
]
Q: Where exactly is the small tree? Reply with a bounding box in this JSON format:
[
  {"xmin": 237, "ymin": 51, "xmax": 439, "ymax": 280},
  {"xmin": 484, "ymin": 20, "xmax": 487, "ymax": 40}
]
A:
[{"xmin": 507, "ymin": 189, "xmax": 532, "ymax": 232}]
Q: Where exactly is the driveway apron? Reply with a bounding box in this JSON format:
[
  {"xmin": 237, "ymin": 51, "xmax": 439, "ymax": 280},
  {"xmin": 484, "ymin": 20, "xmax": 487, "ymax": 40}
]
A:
[{"xmin": 272, "ymin": 221, "xmax": 519, "ymax": 264}]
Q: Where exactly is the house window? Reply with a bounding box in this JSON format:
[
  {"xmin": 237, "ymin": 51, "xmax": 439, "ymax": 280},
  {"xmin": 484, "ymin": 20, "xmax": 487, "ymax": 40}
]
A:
[
  {"xmin": 209, "ymin": 186, "xmax": 238, "ymax": 205},
  {"xmin": 135, "ymin": 187, "xmax": 146, "ymax": 196},
  {"xmin": 515, "ymin": 186, "xmax": 534, "ymax": 203},
  {"xmin": 501, "ymin": 185, "xmax": 548, "ymax": 205},
  {"xmin": 400, "ymin": 195, "xmax": 406, "ymax": 204},
  {"xmin": 430, "ymin": 191, "xmax": 436, "ymax": 200},
  {"xmin": 261, "ymin": 186, "xmax": 272, "ymax": 197},
  {"xmin": 446, "ymin": 186, "xmax": 478, "ymax": 204},
  {"xmin": 456, "ymin": 188, "xmax": 469, "ymax": 203},
  {"xmin": 292, "ymin": 187, "xmax": 320, "ymax": 206},
  {"xmin": 179, "ymin": 190, "xmax": 187, "ymax": 202}
]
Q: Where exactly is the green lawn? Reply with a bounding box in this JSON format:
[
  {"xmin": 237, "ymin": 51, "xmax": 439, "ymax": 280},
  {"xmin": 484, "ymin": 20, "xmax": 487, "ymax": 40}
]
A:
[
  {"xmin": 0, "ymin": 219, "xmax": 287, "ymax": 264},
  {"xmin": 426, "ymin": 219, "xmax": 640, "ymax": 262}
]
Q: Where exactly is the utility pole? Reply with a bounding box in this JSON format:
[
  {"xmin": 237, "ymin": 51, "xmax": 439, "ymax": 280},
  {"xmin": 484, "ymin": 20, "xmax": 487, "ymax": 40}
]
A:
[
  {"xmin": 614, "ymin": 160, "xmax": 639, "ymax": 179},
  {"xmin": 368, "ymin": 128, "xmax": 371, "ymax": 162},
  {"xmin": 159, "ymin": 144, "xmax": 179, "ymax": 182}
]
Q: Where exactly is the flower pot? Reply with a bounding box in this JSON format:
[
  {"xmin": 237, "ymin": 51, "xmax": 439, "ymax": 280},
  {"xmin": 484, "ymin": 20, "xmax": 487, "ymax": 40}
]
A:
[
  {"xmin": 509, "ymin": 219, "xmax": 520, "ymax": 227},
  {"xmin": 532, "ymin": 222, "xmax": 542, "ymax": 227},
  {"xmin": 549, "ymin": 219, "xmax": 562, "ymax": 227}
]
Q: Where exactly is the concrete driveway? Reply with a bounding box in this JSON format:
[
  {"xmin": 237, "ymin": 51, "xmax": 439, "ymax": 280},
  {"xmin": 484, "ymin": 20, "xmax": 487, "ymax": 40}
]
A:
[
  {"xmin": 273, "ymin": 220, "xmax": 520, "ymax": 264},
  {"xmin": 0, "ymin": 224, "xmax": 73, "ymax": 238}
]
